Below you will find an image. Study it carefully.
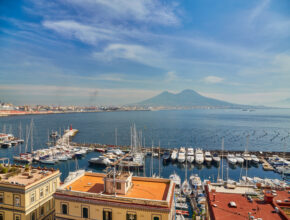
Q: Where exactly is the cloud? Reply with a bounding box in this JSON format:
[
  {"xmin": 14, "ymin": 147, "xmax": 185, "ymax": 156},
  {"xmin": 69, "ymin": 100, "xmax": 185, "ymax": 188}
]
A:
[
  {"xmin": 248, "ymin": 0, "xmax": 270, "ymax": 23},
  {"xmin": 67, "ymin": 0, "xmax": 180, "ymax": 26},
  {"xmin": 165, "ymin": 71, "xmax": 178, "ymax": 82},
  {"xmin": 42, "ymin": 20, "xmax": 115, "ymax": 44},
  {"xmin": 203, "ymin": 76, "xmax": 224, "ymax": 84}
]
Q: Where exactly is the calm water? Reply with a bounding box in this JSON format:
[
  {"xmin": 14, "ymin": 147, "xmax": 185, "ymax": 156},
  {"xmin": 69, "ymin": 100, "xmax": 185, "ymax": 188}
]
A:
[{"xmin": 0, "ymin": 109, "xmax": 289, "ymax": 181}]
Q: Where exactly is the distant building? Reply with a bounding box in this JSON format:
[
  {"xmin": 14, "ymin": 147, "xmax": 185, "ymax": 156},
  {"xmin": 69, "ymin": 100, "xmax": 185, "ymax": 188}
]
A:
[
  {"xmin": 0, "ymin": 164, "xmax": 61, "ymax": 220},
  {"xmin": 54, "ymin": 170, "xmax": 175, "ymax": 220}
]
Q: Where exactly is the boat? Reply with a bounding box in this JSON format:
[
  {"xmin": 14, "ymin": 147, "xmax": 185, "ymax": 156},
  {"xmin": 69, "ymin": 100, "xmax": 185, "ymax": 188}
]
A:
[
  {"xmin": 13, "ymin": 153, "xmax": 33, "ymax": 163},
  {"xmin": 190, "ymin": 174, "xmax": 202, "ymax": 189},
  {"xmin": 169, "ymin": 172, "xmax": 181, "ymax": 187},
  {"xmin": 39, "ymin": 157, "xmax": 58, "ymax": 164},
  {"xmin": 186, "ymin": 148, "xmax": 194, "ymax": 163},
  {"xmin": 243, "ymin": 153, "xmax": 252, "ymax": 164},
  {"xmin": 251, "ymin": 154, "xmax": 259, "ymax": 164},
  {"xmin": 181, "ymin": 179, "xmax": 192, "ymax": 195},
  {"xmin": 1, "ymin": 141, "xmax": 11, "ymax": 148},
  {"xmin": 95, "ymin": 148, "xmax": 106, "ymax": 153},
  {"xmin": 227, "ymin": 154, "xmax": 237, "ymax": 165},
  {"xmin": 204, "ymin": 151, "xmax": 212, "ymax": 163},
  {"xmin": 162, "ymin": 151, "xmax": 171, "ymax": 163},
  {"xmin": 212, "ymin": 153, "xmax": 221, "ymax": 163},
  {"xmin": 57, "ymin": 155, "xmax": 68, "ymax": 161},
  {"xmin": 235, "ymin": 153, "xmax": 244, "ymax": 163},
  {"xmin": 89, "ymin": 156, "xmax": 112, "ymax": 166},
  {"xmin": 195, "ymin": 148, "xmax": 204, "ymax": 164},
  {"xmin": 171, "ymin": 149, "xmax": 178, "ymax": 161},
  {"xmin": 177, "ymin": 147, "xmax": 186, "ymax": 163}
]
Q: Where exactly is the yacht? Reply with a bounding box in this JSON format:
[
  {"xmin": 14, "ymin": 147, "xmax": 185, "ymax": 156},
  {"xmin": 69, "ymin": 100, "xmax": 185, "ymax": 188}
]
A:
[
  {"xmin": 227, "ymin": 154, "xmax": 237, "ymax": 165},
  {"xmin": 190, "ymin": 174, "xmax": 202, "ymax": 189},
  {"xmin": 162, "ymin": 151, "xmax": 171, "ymax": 163},
  {"xmin": 39, "ymin": 157, "xmax": 58, "ymax": 165},
  {"xmin": 251, "ymin": 154, "xmax": 259, "ymax": 164},
  {"xmin": 89, "ymin": 156, "xmax": 112, "ymax": 166},
  {"xmin": 186, "ymin": 148, "xmax": 194, "ymax": 163},
  {"xmin": 243, "ymin": 152, "xmax": 252, "ymax": 164},
  {"xmin": 195, "ymin": 148, "xmax": 204, "ymax": 164},
  {"xmin": 171, "ymin": 149, "xmax": 178, "ymax": 161},
  {"xmin": 204, "ymin": 151, "xmax": 212, "ymax": 163},
  {"xmin": 235, "ymin": 153, "xmax": 244, "ymax": 164},
  {"xmin": 212, "ymin": 153, "xmax": 221, "ymax": 163},
  {"xmin": 177, "ymin": 147, "xmax": 186, "ymax": 163},
  {"xmin": 169, "ymin": 172, "xmax": 181, "ymax": 187}
]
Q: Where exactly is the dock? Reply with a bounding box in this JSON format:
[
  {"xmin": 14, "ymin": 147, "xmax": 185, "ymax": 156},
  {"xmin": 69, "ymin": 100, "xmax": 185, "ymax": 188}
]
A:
[{"xmin": 261, "ymin": 158, "xmax": 275, "ymax": 171}]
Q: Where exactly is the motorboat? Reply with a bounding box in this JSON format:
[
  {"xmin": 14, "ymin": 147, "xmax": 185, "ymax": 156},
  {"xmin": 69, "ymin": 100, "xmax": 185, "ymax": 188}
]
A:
[
  {"xmin": 251, "ymin": 154, "xmax": 259, "ymax": 164},
  {"xmin": 190, "ymin": 174, "xmax": 202, "ymax": 189},
  {"xmin": 89, "ymin": 156, "xmax": 112, "ymax": 166},
  {"xmin": 186, "ymin": 148, "xmax": 194, "ymax": 163},
  {"xmin": 177, "ymin": 147, "xmax": 186, "ymax": 163},
  {"xmin": 195, "ymin": 149, "xmax": 204, "ymax": 164},
  {"xmin": 243, "ymin": 153, "xmax": 252, "ymax": 164},
  {"xmin": 162, "ymin": 151, "xmax": 171, "ymax": 163},
  {"xmin": 235, "ymin": 153, "xmax": 244, "ymax": 163},
  {"xmin": 204, "ymin": 151, "xmax": 212, "ymax": 163},
  {"xmin": 39, "ymin": 157, "xmax": 58, "ymax": 164},
  {"xmin": 212, "ymin": 153, "xmax": 221, "ymax": 163},
  {"xmin": 171, "ymin": 149, "xmax": 178, "ymax": 161},
  {"xmin": 169, "ymin": 172, "xmax": 181, "ymax": 187},
  {"xmin": 227, "ymin": 154, "xmax": 237, "ymax": 165}
]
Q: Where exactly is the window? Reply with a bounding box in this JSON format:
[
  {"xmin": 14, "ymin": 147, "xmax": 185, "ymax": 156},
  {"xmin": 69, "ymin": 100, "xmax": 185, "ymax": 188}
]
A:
[
  {"xmin": 52, "ymin": 181, "xmax": 56, "ymax": 191},
  {"xmin": 31, "ymin": 212, "xmax": 36, "ymax": 220},
  {"xmin": 30, "ymin": 192, "xmax": 35, "ymax": 204},
  {"xmin": 0, "ymin": 213, "xmax": 3, "ymax": 220},
  {"xmin": 14, "ymin": 215, "xmax": 21, "ymax": 220},
  {"xmin": 62, "ymin": 204, "xmax": 68, "ymax": 215},
  {"xmin": 153, "ymin": 216, "xmax": 160, "ymax": 220},
  {"xmin": 14, "ymin": 195, "xmax": 20, "ymax": 207},
  {"xmin": 40, "ymin": 206, "xmax": 44, "ymax": 216},
  {"xmin": 126, "ymin": 213, "xmax": 137, "ymax": 220},
  {"xmin": 0, "ymin": 193, "xmax": 3, "ymax": 204},
  {"xmin": 45, "ymin": 185, "xmax": 49, "ymax": 195},
  {"xmin": 40, "ymin": 188, "xmax": 44, "ymax": 198},
  {"xmin": 82, "ymin": 207, "xmax": 89, "ymax": 218},
  {"xmin": 103, "ymin": 210, "xmax": 112, "ymax": 220},
  {"xmin": 116, "ymin": 182, "xmax": 121, "ymax": 190},
  {"xmin": 47, "ymin": 201, "xmax": 51, "ymax": 212}
]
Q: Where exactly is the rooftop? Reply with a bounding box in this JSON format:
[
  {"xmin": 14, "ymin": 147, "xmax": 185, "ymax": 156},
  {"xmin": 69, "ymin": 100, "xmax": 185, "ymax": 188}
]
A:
[
  {"xmin": 207, "ymin": 187, "xmax": 290, "ymax": 220},
  {"xmin": 0, "ymin": 165, "xmax": 59, "ymax": 187},
  {"xmin": 64, "ymin": 172, "xmax": 170, "ymax": 201}
]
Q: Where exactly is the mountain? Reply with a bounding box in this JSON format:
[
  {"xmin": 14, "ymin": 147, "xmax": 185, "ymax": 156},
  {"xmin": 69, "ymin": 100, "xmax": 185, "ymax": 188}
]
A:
[{"xmin": 136, "ymin": 89, "xmax": 242, "ymax": 107}]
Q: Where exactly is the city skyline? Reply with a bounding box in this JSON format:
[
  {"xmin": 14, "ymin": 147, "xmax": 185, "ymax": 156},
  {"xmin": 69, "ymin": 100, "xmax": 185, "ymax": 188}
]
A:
[{"xmin": 0, "ymin": 0, "xmax": 290, "ymax": 106}]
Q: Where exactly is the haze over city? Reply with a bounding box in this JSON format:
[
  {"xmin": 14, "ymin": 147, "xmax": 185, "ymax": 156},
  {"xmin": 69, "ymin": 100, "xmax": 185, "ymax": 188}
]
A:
[{"xmin": 0, "ymin": 0, "xmax": 289, "ymax": 106}]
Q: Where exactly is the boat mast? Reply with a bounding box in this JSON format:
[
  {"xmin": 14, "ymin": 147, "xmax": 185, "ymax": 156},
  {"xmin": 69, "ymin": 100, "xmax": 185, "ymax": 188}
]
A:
[
  {"xmin": 115, "ymin": 128, "xmax": 118, "ymax": 146},
  {"xmin": 245, "ymin": 135, "xmax": 249, "ymax": 182},
  {"xmin": 221, "ymin": 137, "xmax": 224, "ymax": 181},
  {"xmin": 30, "ymin": 119, "xmax": 34, "ymax": 153},
  {"xmin": 158, "ymin": 141, "xmax": 161, "ymax": 177}
]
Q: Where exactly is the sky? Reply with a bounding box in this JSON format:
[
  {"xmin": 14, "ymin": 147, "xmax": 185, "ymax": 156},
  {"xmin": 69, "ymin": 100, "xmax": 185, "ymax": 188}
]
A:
[{"xmin": 0, "ymin": 0, "xmax": 289, "ymax": 106}]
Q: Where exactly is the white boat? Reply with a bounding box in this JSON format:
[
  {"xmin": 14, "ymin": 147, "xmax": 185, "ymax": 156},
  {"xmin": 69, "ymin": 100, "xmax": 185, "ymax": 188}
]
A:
[
  {"xmin": 227, "ymin": 154, "xmax": 237, "ymax": 165},
  {"xmin": 204, "ymin": 151, "xmax": 212, "ymax": 163},
  {"xmin": 181, "ymin": 179, "xmax": 192, "ymax": 195},
  {"xmin": 251, "ymin": 154, "xmax": 259, "ymax": 164},
  {"xmin": 190, "ymin": 174, "xmax": 202, "ymax": 188},
  {"xmin": 171, "ymin": 149, "xmax": 178, "ymax": 161},
  {"xmin": 177, "ymin": 147, "xmax": 186, "ymax": 163},
  {"xmin": 57, "ymin": 155, "xmax": 68, "ymax": 161},
  {"xmin": 89, "ymin": 156, "xmax": 112, "ymax": 166},
  {"xmin": 186, "ymin": 148, "xmax": 194, "ymax": 163},
  {"xmin": 212, "ymin": 153, "xmax": 221, "ymax": 163},
  {"xmin": 243, "ymin": 153, "xmax": 252, "ymax": 164},
  {"xmin": 195, "ymin": 148, "xmax": 204, "ymax": 164},
  {"xmin": 235, "ymin": 153, "xmax": 244, "ymax": 163},
  {"xmin": 169, "ymin": 172, "xmax": 181, "ymax": 187},
  {"xmin": 40, "ymin": 157, "xmax": 58, "ymax": 164}
]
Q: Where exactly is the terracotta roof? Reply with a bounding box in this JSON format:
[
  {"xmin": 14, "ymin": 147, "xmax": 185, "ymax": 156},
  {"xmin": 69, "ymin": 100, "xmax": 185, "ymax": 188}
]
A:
[
  {"xmin": 65, "ymin": 174, "xmax": 170, "ymax": 201},
  {"xmin": 208, "ymin": 191, "xmax": 288, "ymax": 220}
]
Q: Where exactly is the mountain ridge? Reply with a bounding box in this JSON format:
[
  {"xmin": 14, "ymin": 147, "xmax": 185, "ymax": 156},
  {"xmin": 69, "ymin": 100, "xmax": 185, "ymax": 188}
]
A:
[{"xmin": 136, "ymin": 89, "xmax": 242, "ymax": 107}]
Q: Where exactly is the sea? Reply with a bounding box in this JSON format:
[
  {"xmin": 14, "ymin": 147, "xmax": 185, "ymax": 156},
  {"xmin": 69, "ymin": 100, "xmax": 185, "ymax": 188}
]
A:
[{"xmin": 0, "ymin": 108, "xmax": 289, "ymax": 181}]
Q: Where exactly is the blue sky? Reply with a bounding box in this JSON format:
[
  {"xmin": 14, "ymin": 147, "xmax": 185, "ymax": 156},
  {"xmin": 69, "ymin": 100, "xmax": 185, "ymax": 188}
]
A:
[{"xmin": 0, "ymin": 0, "xmax": 289, "ymax": 106}]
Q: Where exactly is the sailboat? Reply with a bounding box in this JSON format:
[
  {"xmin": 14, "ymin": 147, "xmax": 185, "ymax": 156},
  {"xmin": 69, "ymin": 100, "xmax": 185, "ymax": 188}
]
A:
[
  {"xmin": 169, "ymin": 171, "xmax": 181, "ymax": 187},
  {"xmin": 181, "ymin": 159, "xmax": 192, "ymax": 196}
]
